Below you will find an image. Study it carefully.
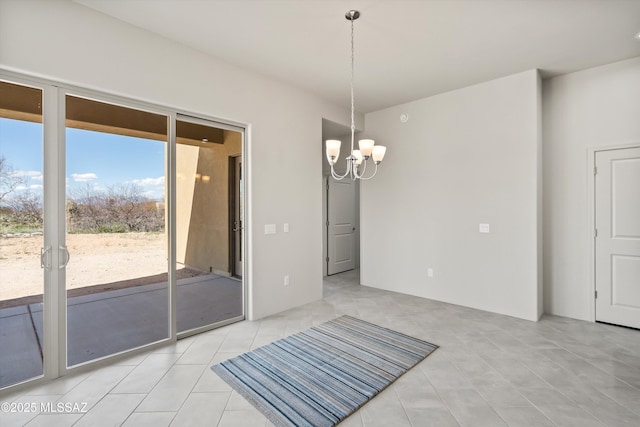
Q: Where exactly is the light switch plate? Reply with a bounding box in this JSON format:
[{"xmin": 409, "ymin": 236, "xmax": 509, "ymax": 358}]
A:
[
  {"xmin": 265, "ymin": 224, "xmax": 276, "ymax": 234},
  {"xmin": 283, "ymin": 223, "xmax": 289, "ymax": 233},
  {"xmin": 479, "ymin": 223, "xmax": 490, "ymax": 233}
]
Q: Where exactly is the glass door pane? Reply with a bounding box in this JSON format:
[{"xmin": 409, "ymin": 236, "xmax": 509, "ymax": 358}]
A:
[
  {"xmin": 176, "ymin": 118, "xmax": 243, "ymax": 333},
  {"xmin": 65, "ymin": 95, "xmax": 169, "ymax": 366},
  {"xmin": 0, "ymin": 81, "xmax": 44, "ymax": 388}
]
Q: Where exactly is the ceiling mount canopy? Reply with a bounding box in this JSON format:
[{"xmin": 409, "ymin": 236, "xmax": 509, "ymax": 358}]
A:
[
  {"xmin": 326, "ymin": 10, "xmax": 386, "ymax": 181},
  {"xmin": 345, "ymin": 10, "xmax": 360, "ymax": 20}
]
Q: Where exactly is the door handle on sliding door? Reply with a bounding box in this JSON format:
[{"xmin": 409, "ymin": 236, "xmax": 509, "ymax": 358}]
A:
[
  {"xmin": 59, "ymin": 245, "xmax": 70, "ymax": 269},
  {"xmin": 41, "ymin": 246, "xmax": 52, "ymax": 270}
]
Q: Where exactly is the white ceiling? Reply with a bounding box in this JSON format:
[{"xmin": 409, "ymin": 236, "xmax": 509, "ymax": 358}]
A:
[{"xmin": 76, "ymin": 0, "xmax": 640, "ymax": 114}]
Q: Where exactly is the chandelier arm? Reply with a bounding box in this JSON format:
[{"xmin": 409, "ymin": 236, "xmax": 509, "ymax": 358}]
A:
[
  {"xmin": 331, "ymin": 169, "xmax": 346, "ymax": 180},
  {"xmin": 352, "ymin": 156, "xmax": 369, "ymax": 179},
  {"xmin": 357, "ymin": 162, "xmax": 378, "ymax": 180},
  {"xmin": 359, "ymin": 157, "xmax": 368, "ymax": 177},
  {"xmin": 331, "ymin": 162, "xmax": 351, "ymax": 180}
]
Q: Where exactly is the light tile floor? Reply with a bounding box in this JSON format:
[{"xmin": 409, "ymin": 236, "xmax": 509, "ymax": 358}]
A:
[{"xmin": 1, "ymin": 269, "xmax": 640, "ymax": 426}]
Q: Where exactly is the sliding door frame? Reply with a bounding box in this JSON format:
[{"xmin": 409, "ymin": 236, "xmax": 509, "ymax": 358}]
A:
[
  {"xmin": 57, "ymin": 86, "xmax": 178, "ymax": 371},
  {"xmin": 0, "ymin": 69, "xmax": 249, "ymax": 391},
  {"xmin": 174, "ymin": 113, "xmax": 247, "ymax": 339},
  {"xmin": 0, "ymin": 74, "xmax": 56, "ymax": 385}
]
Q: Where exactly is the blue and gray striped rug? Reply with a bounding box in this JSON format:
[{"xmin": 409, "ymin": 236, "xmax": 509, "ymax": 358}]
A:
[{"xmin": 212, "ymin": 315, "xmax": 438, "ymax": 427}]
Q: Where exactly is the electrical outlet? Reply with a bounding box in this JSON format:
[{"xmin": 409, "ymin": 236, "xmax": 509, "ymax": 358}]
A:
[
  {"xmin": 427, "ymin": 268, "xmax": 434, "ymax": 278},
  {"xmin": 284, "ymin": 275, "xmax": 290, "ymax": 286}
]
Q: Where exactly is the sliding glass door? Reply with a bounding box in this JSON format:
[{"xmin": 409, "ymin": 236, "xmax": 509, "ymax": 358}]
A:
[
  {"xmin": 64, "ymin": 95, "xmax": 170, "ymax": 366},
  {"xmin": 175, "ymin": 116, "xmax": 244, "ymax": 334},
  {"xmin": 0, "ymin": 73, "xmax": 246, "ymax": 391},
  {"xmin": 0, "ymin": 80, "xmax": 45, "ymax": 388}
]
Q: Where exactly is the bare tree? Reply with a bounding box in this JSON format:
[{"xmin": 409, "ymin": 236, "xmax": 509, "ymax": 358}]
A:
[
  {"xmin": 0, "ymin": 155, "xmax": 25, "ymax": 204},
  {"xmin": 67, "ymin": 183, "xmax": 164, "ymax": 233},
  {"xmin": 106, "ymin": 183, "xmax": 146, "ymax": 231},
  {"xmin": 68, "ymin": 183, "xmax": 110, "ymax": 231},
  {"xmin": 7, "ymin": 190, "xmax": 43, "ymax": 228}
]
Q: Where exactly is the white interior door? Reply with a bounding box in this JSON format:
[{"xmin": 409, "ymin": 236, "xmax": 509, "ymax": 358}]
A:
[
  {"xmin": 327, "ymin": 177, "xmax": 356, "ymax": 275},
  {"xmin": 595, "ymin": 146, "xmax": 640, "ymax": 329}
]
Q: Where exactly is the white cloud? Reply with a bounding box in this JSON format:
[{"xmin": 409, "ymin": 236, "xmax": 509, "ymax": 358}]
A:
[
  {"xmin": 130, "ymin": 176, "xmax": 165, "ymax": 187},
  {"xmin": 11, "ymin": 184, "xmax": 42, "ymax": 192},
  {"xmin": 130, "ymin": 177, "xmax": 165, "ymax": 201},
  {"xmin": 10, "ymin": 170, "xmax": 43, "ymax": 181},
  {"xmin": 143, "ymin": 190, "xmax": 165, "ymax": 200},
  {"xmin": 71, "ymin": 173, "xmax": 98, "ymax": 182}
]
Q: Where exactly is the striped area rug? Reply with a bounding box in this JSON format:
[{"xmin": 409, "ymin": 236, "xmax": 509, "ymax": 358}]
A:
[{"xmin": 212, "ymin": 315, "xmax": 438, "ymax": 427}]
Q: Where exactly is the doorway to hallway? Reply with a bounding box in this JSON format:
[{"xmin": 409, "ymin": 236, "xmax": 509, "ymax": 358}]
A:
[{"xmin": 326, "ymin": 177, "xmax": 357, "ymax": 275}]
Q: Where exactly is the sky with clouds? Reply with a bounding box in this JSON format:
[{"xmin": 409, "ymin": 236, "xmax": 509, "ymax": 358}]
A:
[{"xmin": 0, "ymin": 118, "xmax": 166, "ymax": 201}]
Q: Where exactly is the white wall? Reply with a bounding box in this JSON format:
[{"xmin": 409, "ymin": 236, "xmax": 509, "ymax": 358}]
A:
[
  {"xmin": 361, "ymin": 70, "xmax": 542, "ymax": 321},
  {"xmin": 543, "ymin": 56, "xmax": 640, "ymax": 320},
  {"xmin": 0, "ymin": 0, "xmax": 355, "ymax": 320}
]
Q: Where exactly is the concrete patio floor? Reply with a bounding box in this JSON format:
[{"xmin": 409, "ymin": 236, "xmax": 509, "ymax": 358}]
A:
[{"xmin": 0, "ymin": 275, "xmax": 243, "ymax": 389}]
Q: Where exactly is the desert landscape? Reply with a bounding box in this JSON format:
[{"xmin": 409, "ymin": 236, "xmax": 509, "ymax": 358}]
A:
[{"xmin": 0, "ymin": 232, "xmax": 199, "ymax": 307}]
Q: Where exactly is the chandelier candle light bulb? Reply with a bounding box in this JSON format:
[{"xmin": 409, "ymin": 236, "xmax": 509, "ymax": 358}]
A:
[
  {"xmin": 353, "ymin": 150, "xmax": 363, "ymax": 165},
  {"xmin": 326, "ymin": 139, "xmax": 341, "ymax": 164},
  {"xmin": 358, "ymin": 139, "xmax": 375, "ymax": 158},
  {"xmin": 372, "ymin": 145, "xmax": 386, "ymax": 164},
  {"xmin": 325, "ymin": 10, "xmax": 387, "ymax": 180}
]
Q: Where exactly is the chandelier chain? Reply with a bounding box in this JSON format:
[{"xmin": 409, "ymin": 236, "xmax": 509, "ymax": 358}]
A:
[{"xmin": 350, "ymin": 14, "xmax": 355, "ymax": 152}]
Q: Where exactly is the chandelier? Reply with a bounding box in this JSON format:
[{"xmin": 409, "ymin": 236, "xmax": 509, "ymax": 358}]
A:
[{"xmin": 325, "ymin": 10, "xmax": 386, "ymax": 181}]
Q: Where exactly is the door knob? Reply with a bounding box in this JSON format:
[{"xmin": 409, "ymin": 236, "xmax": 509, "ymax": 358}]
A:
[
  {"xmin": 40, "ymin": 246, "xmax": 52, "ymax": 270},
  {"xmin": 59, "ymin": 245, "xmax": 70, "ymax": 269}
]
